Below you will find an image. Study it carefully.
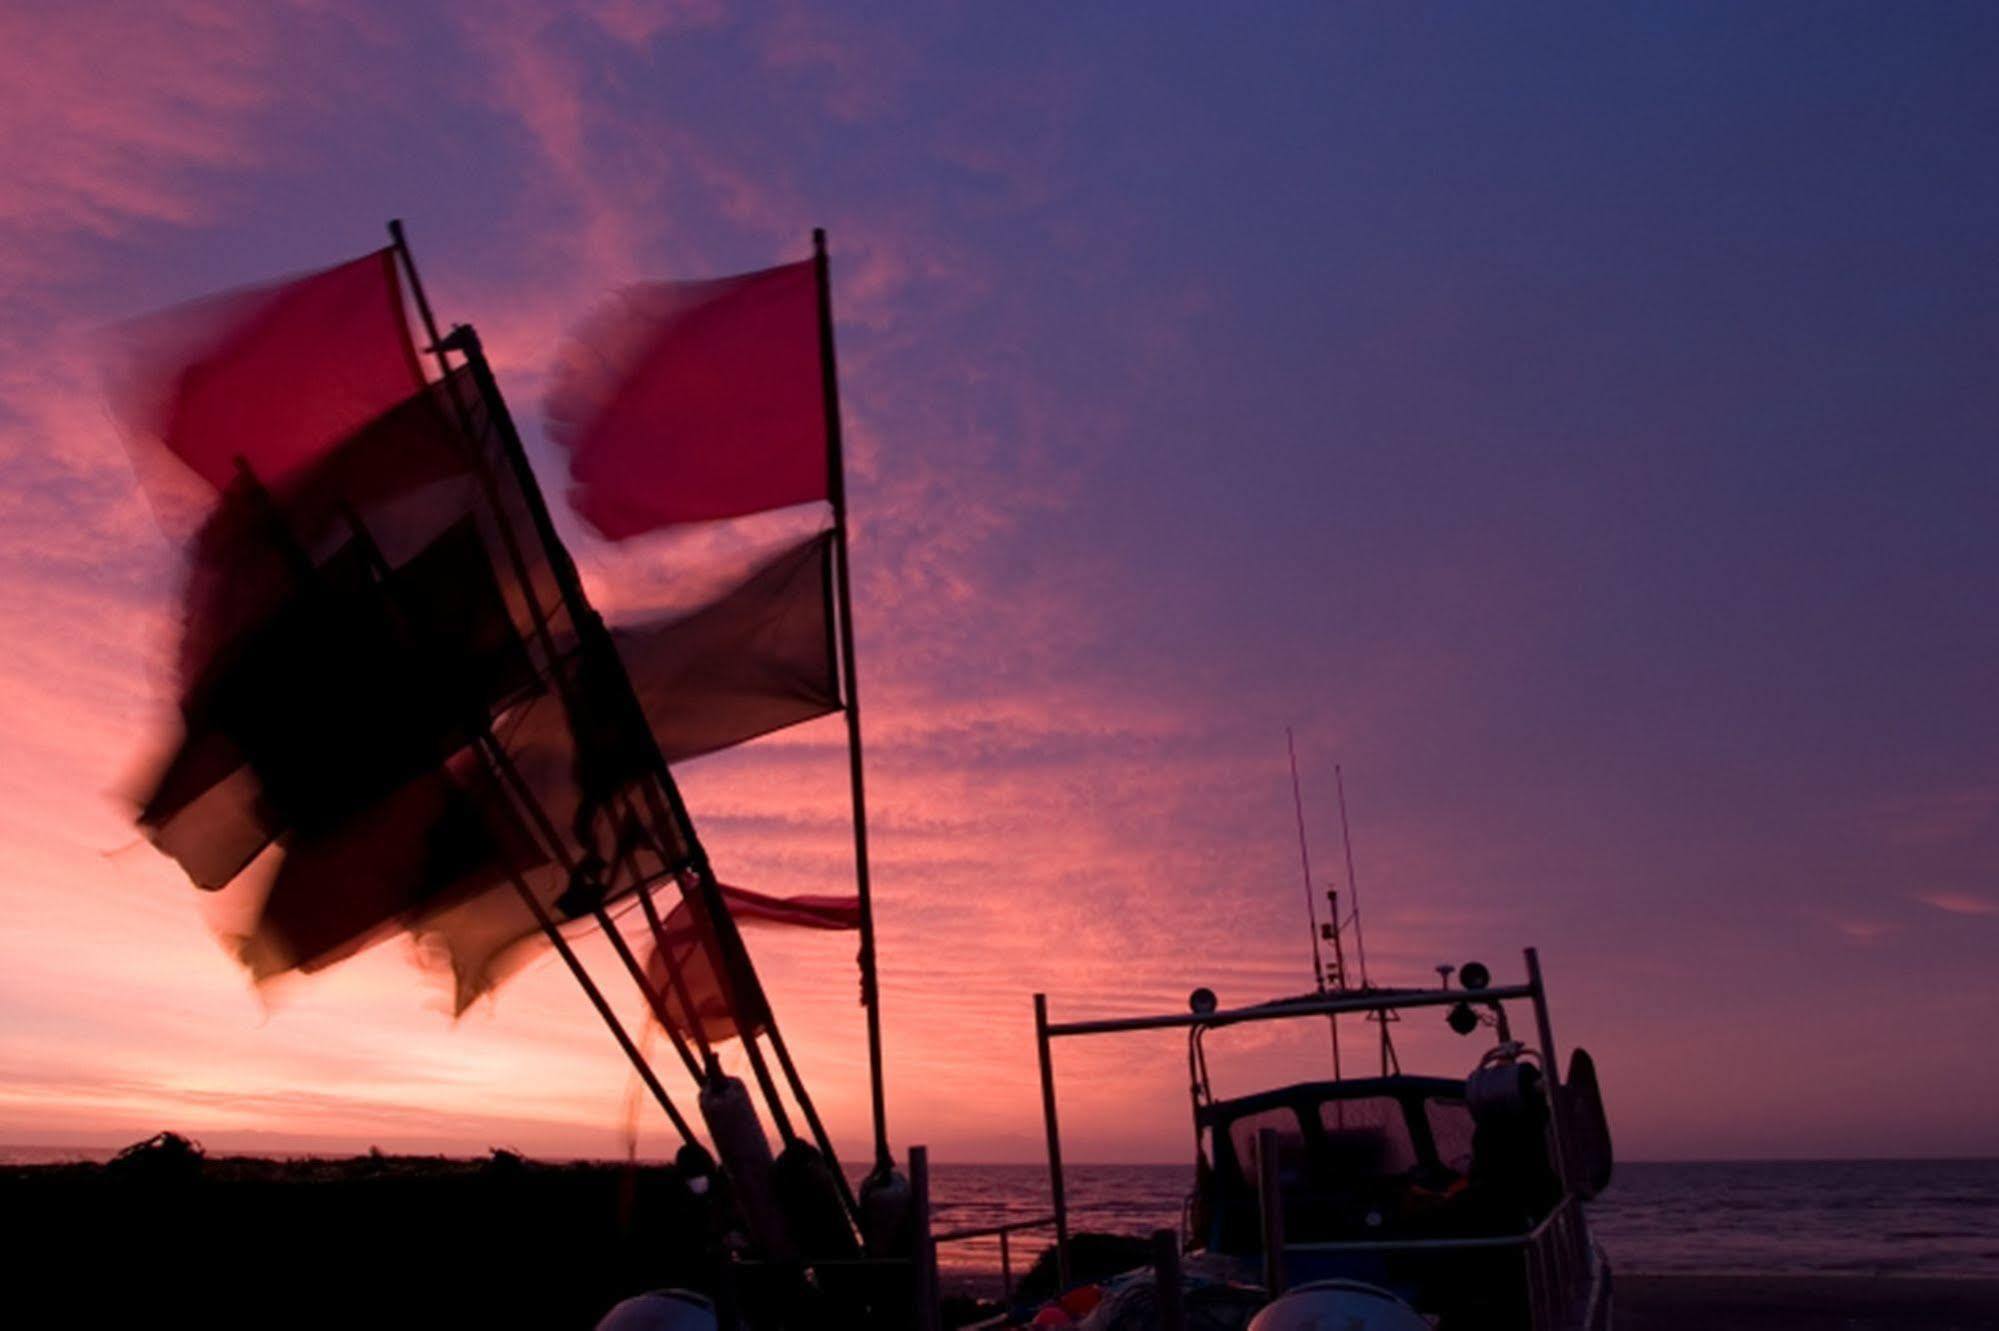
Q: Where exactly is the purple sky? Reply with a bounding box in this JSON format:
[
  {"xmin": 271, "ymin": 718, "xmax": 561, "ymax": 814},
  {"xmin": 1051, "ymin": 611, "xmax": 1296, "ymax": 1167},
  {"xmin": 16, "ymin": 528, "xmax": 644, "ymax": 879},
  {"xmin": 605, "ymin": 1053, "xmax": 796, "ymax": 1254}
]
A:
[{"xmin": 0, "ymin": 2, "xmax": 1994, "ymax": 1163}]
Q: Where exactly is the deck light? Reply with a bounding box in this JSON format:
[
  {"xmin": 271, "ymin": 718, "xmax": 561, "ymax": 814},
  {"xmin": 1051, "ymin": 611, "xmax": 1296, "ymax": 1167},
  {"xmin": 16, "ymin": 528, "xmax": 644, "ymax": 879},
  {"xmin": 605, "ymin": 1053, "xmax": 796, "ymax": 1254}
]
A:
[
  {"xmin": 1189, "ymin": 987, "xmax": 1218, "ymax": 1015},
  {"xmin": 1459, "ymin": 961, "xmax": 1491, "ymax": 991}
]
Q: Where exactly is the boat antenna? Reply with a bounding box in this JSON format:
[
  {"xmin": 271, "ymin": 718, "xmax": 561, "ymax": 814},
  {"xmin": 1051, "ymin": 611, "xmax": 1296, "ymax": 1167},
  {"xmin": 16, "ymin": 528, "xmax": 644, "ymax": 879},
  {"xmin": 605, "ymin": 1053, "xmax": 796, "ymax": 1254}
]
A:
[
  {"xmin": 1335, "ymin": 763, "xmax": 1371, "ymax": 989},
  {"xmin": 1287, "ymin": 728, "xmax": 1328, "ymax": 993},
  {"xmin": 1290, "ymin": 731, "xmax": 1344, "ymax": 1080}
]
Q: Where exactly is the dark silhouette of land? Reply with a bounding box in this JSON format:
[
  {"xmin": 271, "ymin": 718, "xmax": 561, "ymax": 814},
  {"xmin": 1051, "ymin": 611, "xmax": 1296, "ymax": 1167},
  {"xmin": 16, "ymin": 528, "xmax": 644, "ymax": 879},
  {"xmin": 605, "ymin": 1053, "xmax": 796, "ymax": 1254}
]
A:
[{"xmin": 1, "ymin": 1136, "xmax": 715, "ymax": 1326}]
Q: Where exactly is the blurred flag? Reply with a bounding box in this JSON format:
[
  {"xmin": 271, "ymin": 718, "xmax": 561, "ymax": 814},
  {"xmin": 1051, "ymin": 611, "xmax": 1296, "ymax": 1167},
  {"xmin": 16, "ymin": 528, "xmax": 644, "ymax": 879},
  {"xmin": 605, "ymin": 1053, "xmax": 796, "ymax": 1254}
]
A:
[
  {"xmin": 644, "ymin": 882, "xmax": 860, "ymax": 1046},
  {"xmin": 234, "ymin": 749, "xmax": 544, "ymax": 982},
  {"xmin": 125, "ymin": 250, "xmax": 845, "ymax": 1016},
  {"xmin": 112, "ymin": 249, "xmax": 424, "ymax": 495},
  {"xmin": 547, "ymin": 260, "xmax": 827, "ymax": 538},
  {"xmin": 136, "ymin": 373, "xmax": 533, "ymax": 889},
  {"xmin": 619, "ymin": 530, "xmax": 841, "ymax": 764}
]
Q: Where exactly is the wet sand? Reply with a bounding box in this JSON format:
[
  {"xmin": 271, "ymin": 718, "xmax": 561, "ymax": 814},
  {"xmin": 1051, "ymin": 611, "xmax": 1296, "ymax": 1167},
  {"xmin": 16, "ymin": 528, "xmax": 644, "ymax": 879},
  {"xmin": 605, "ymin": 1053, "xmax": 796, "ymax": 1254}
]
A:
[{"xmin": 1619, "ymin": 1274, "xmax": 1999, "ymax": 1330}]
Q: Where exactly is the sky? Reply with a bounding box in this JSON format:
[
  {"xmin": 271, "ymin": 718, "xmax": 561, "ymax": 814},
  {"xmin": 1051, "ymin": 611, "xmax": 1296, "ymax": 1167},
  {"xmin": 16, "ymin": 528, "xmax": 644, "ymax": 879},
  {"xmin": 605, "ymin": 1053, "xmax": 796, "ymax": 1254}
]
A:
[{"xmin": 0, "ymin": 2, "xmax": 1995, "ymax": 1168}]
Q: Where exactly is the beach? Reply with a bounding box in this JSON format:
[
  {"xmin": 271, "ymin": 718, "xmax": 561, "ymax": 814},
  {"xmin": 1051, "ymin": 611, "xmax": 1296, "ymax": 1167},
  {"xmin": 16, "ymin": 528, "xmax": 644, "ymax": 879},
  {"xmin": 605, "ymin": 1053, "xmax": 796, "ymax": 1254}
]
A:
[{"xmin": 1619, "ymin": 1275, "xmax": 1999, "ymax": 1330}]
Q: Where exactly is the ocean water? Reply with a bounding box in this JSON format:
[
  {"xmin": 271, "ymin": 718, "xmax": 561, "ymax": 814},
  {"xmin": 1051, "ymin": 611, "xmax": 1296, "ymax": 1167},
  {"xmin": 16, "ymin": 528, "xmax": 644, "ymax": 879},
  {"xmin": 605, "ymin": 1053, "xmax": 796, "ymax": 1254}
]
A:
[{"xmin": 925, "ymin": 1159, "xmax": 1999, "ymax": 1285}]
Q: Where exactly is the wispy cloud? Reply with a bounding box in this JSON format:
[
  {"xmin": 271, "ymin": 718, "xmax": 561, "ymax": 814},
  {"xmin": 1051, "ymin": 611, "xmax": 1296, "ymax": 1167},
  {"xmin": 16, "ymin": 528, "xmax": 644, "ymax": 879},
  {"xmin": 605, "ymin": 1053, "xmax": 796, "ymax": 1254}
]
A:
[{"xmin": 1915, "ymin": 890, "xmax": 1999, "ymax": 918}]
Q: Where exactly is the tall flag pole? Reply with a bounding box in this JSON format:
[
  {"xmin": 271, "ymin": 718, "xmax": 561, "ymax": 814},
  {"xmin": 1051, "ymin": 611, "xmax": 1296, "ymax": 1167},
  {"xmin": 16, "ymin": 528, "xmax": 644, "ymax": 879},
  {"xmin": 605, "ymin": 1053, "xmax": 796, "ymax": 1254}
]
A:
[{"xmin": 813, "ymin": 228, "xmax": 892, "ymax": 1174}]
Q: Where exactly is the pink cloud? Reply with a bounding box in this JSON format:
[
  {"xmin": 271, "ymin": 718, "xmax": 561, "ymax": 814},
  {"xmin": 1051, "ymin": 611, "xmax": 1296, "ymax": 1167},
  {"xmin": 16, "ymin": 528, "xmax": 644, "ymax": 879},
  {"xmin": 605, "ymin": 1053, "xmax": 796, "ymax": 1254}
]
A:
[{"xmin": 1915, "ymin": 890, "xmax": 1999, "ymax": 918}]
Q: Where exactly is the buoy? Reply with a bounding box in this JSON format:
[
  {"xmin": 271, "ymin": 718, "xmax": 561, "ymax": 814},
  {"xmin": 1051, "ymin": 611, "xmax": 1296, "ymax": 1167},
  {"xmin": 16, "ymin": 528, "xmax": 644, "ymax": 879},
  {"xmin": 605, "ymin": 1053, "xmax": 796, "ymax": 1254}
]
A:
[
  {"xmin": 771, "ymin": 1139, "xmax": 860, "ymax": 1259},
  {"xmin": 699, "ymin": 1074, "xmax": 794, "ymax": 1260},
  {"xmin": 859, "ymin": 1165, "xmax": 913, "ymax": 1258}
]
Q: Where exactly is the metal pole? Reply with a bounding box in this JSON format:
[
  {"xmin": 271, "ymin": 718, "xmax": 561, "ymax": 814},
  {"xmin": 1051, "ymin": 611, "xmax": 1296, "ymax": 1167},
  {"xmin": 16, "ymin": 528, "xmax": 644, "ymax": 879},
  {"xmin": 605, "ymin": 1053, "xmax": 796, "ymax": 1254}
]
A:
[
  {"xmin": 503, "ymin": 865, "xmax": 696, "ymax": 1143},
  {"xmin": 910, "ymin": 1145, "xmax": 941, "ymax": 1331},
  {"xmin": 1152, "ymin": 1228, "xmax": 1187, "ymax": 1331},
  {"xmin": 476, "ymin": 737, "xmax": 707, "ymax": 1084},
  {"xmin": 813, "ymin": 227, "xmax": 892, "ymax": 1173},
  {"xmin": 387, "ymin": 219, "xmax": 447, "ymax": 372},
  {"xmin": 633, "ymin": 877, "xmax": 715, "ymax": 1069},
  {"xmin": 1524, "ymin": 947, "xmax": 1574, "ymax": 1197},
  {"xmin": 1000, "ymin": 1228, "xmax": 1013, "ymax": 1304},
  {"xmin": 761, "ymin": 1019, "xmax": 863, "ymax": 1219},
  {"xmin": 1034, "ymin": 993, "xmax": 1071, "ymax": 1291},
  {"xmin": 1256, "ymin": 1126, "xmax": 1286, "ymax": 1297}
]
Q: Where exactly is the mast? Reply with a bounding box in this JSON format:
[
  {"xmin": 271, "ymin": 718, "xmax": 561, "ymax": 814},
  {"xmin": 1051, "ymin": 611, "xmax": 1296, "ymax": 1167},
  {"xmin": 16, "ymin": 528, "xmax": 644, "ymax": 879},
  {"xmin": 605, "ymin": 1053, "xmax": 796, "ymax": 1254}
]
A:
[{"xmin": 814, "ymin": 227, "xmax": 893, "ymax": 1174}]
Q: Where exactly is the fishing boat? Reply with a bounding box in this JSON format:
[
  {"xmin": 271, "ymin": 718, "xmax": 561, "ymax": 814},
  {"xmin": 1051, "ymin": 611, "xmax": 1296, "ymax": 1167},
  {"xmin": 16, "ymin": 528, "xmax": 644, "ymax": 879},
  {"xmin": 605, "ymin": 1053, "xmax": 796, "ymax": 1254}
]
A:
[{"xmin": 1024, "ymin": 949, "xmax": 1615, "ymax": 1330}]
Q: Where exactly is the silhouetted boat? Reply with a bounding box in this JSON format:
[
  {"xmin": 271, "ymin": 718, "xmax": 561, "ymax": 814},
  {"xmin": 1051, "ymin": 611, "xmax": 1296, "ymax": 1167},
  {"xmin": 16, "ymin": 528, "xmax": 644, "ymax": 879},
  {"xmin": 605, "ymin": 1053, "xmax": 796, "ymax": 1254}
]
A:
[{"xmin": 1021, "ymin": 950, "xmax": 1616, "ymax": 1330}]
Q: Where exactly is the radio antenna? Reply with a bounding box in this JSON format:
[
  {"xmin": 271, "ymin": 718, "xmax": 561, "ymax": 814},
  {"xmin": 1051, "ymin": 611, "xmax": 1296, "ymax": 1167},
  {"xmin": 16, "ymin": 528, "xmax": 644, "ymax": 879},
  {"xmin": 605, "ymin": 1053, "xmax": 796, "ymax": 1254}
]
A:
[
  {"xmin": 1335, "ymin": 763, "xmax": 1371, "ymax": 989},
  {"xmin": 1288, "ymin": 729, "xmax": 1327, "ymax": 992}
]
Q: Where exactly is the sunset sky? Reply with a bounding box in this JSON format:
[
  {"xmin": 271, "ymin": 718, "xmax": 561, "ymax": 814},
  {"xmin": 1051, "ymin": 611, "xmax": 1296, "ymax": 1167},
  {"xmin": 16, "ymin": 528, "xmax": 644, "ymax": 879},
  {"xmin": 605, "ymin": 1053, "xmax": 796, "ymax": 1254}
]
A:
[{"xmin": 1, "ymin": 3, "xmax": 1995, "ymax": 1168}]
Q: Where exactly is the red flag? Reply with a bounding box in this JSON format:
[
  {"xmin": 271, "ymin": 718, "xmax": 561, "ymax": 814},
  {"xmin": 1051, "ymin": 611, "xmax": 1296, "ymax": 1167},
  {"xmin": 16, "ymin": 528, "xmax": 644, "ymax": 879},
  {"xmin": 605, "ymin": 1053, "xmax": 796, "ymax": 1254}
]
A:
[
  {"xmin": 643, "ymin": 883, "xmax": 860, "ymax": 1045},
  {"xmin": 548, "ymin": 260, "xmax": 828, "ymax": 538},
  {"xmin": 114, "ymin": 249, "xmax": 424, "ymax": 494}
]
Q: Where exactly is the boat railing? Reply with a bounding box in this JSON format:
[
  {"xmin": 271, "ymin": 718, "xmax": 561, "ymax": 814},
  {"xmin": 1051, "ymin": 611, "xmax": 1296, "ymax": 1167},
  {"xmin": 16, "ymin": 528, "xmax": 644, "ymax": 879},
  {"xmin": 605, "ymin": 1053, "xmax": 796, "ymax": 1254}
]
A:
[
  {"xmin": 1275, "ymin": 1194, "xmax": 1597, "ymax": 1331},
  {"xmin": 929, "ymin": 1213, "xmax": 1057, "ymax": 1304}
]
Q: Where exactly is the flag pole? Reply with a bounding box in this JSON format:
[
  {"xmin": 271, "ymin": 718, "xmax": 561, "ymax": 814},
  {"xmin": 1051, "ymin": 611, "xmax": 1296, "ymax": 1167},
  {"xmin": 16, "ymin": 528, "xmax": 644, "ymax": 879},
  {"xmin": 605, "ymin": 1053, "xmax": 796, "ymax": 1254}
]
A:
[{"xmin": 813, "ymin": 228, "xmax": 892, "ymax": 1175}]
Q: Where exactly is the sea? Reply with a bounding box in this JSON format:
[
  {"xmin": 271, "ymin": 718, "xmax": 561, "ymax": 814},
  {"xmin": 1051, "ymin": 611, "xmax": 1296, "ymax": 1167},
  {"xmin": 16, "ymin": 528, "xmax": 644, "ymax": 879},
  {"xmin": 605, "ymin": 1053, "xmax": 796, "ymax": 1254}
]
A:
[
  {"xmin": 10, "ymin": 1146, "xmax": 1996, "ymax": 1288},
  {"xmin": 921, "ymin": 1159, "xmax": 1999, "ymax": 1289}
]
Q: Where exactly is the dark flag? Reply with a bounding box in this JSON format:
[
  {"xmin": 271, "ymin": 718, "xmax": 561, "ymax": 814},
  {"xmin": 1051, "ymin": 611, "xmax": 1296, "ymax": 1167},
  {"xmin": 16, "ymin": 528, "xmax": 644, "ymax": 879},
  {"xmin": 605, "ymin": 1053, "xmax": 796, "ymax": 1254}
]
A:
[
  {"xmin": 136, "ymin": 373, "xmax": 533, "ymax": 890},
  {"xmin": 234, "ymin": 750, "xmax": 543, "ymax": 982},
  {"xmin": 547, "ymin": 261, "xmax": 827, "ymax": 538},
  {"xmin": 619, "ymin": 530, "xmax": 841, "ymax": 764},
  {"xmin": 409, "ymin": 531, "xmax": 843, "ymax": 1011}
]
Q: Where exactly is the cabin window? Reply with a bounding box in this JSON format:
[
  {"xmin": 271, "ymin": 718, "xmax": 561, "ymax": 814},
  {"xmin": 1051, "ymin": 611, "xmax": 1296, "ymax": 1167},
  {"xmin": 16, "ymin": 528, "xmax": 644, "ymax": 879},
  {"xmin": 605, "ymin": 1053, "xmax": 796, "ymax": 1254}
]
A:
[
  {"xmin": 1228, "ymin": 1107, "xmax": 1304, "ymax": 1176},
  {"xmin": 1316, "ymin": 1096, "xmax": 1418, "ymax": 1176},
  {"xmin": 1425, "ymin": 1096, "xmax": 1477, "ymax": 1173}
]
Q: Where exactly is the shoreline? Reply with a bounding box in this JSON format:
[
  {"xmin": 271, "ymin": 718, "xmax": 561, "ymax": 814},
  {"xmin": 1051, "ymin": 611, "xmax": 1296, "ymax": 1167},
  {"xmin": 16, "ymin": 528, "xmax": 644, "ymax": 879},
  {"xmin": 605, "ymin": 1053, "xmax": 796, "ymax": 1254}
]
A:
[{"xmin": 1617, "ymin": 1275, "xmax": 1999, "ymax": 1330}]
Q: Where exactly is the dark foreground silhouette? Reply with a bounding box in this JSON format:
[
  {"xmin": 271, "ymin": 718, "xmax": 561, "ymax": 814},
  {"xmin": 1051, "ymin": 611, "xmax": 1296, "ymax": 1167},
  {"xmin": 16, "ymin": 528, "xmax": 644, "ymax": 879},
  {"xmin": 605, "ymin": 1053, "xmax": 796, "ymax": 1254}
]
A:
[{"xmin": 1, "ymin": 1134, "xmax": 718, "ymax": 1327}]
